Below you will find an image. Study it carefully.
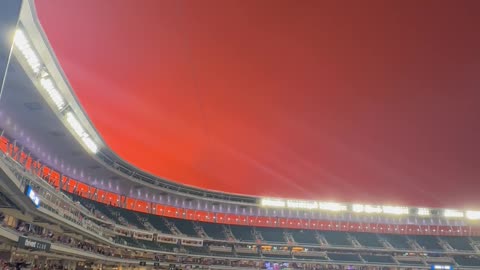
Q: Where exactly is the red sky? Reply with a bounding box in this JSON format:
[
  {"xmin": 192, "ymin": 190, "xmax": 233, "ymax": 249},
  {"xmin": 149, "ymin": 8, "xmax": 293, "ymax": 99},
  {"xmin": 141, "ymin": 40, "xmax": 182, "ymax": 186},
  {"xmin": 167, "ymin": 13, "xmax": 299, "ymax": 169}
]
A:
[{"xmin": 35, "ymin": 0, "xmax": 480, "ymax": 208}]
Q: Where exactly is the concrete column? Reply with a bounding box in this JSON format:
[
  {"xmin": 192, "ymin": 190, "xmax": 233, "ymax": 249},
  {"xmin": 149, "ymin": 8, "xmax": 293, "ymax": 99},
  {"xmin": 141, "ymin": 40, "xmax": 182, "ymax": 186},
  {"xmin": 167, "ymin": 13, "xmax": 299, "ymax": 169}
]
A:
[{"xmin": 0, "ymin": 0, "xmax": 23, "ymax": 97}]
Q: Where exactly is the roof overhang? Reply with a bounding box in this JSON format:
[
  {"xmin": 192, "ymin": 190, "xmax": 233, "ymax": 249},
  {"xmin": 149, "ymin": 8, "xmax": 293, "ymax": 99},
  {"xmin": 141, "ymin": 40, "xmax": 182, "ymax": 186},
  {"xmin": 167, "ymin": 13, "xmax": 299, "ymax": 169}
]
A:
[{"xmin": 0, "ymin": 0, "xmax": 256, "ymax": 210}]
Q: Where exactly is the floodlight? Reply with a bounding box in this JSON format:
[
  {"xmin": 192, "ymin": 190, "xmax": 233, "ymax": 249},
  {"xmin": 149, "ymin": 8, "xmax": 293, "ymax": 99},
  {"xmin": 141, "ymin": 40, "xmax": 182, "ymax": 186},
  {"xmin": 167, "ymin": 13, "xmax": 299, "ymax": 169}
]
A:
[
  {"xmin": 14, "ymin": 29, "xmax": 41, "ymax": 73},
  {"xmin": 466, "ymin": 211, "xmax": 480, "ymax": 220},
  {"xmin": 417, "ymin": 208, "xmax": 430, "ymax": 216},
  {"xmin": 444, "ymin": 209, "xmax": 464, "ymax": 218},
  {"xmin": 318, "ymin": 202, "xmax": 347, "ymax": 212}
]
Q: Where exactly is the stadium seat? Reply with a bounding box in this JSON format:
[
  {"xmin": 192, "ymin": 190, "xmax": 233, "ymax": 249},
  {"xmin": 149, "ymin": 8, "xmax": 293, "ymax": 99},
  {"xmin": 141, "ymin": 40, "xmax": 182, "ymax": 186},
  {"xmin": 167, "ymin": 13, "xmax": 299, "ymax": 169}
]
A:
[
  {"xmin": 114, "ymin": 236, "xmax": 139, "ymax": 247},
  {"xmin": 361, "ymin": 254, "xmax": 395, "ymax": 264},
  {"xmin": 255, "ymin": 227, "xmax": 286, "ymax": 243},
  {"xmin": 320, "ymin": 231, "xmax": 352, "ymax": 246},
  {"xmin": 397, "ymin": 260, "xmax": 426, "ymax": 267},
  {"xmin": 381, "ymin": 234, "xmax": 411, "ymax": 250},
  {"xmin": 292, "ymin": 251, "xmax": 327, "ymax": 261},
  {"xmin": 327, "ymin": 253, "xmax": 362, "ymax": 262},
  {"xmin": 182, "ymin": 245, "xmax": 208, "ymax": 255},
  {"xmin": 291, "ymin": 230, "xmax": 319, "ymax": 244},
  {"xmin": 442, "ymin": 236, "xmax": 474, "ymax": 251},
  {"xmin": 170, "ymin": 218, "xmax": 198, "ymax": 237},
  {"xmin": 201, "ymin": 223, "xmax": 226, "ymax": 239},
  {"xmin": 0, "ymin": 191, "xmax": 19, "ymax": 209},
  {"xmin": 411, "ymin": 235, "xmax": 444, "ymax": 251},
  {"xmin": 351, "ymin": 232, "xmax": 383, "ymax": 248},
  {"xmin": 208, "ymin": 245, "xmax": 234, "ymax": 257},
  {"xmin": 454, "ymin": 255, "xmax": 480, "ymax": 266},
  {"xmin": 230, "ymin": 225, "xmax": 255, "ymax": 241},
  {"xmin": 146, "ymin": 215, "xmax": 173, "ymax": 234},
  {"xmin": 137, "ymin": 239, "xmax": 162, "ymax": 250},
  {"xmin": 69, "ymin": 194, "xmax": 119, "ymax": 223},
  {"xmin": 116, "ymin": 208, "xmax": 147, "ymax": 229},
  {"xmin": 262, "ymin": 250, "xmax": 291, "ymax": 259}
]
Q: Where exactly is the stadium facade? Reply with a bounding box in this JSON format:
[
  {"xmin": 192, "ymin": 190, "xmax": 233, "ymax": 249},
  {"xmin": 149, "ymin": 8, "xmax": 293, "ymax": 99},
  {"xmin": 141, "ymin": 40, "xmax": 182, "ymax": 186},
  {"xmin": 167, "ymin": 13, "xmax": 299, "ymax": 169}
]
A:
[{"xmin": 0, "ymin": 1, "xmax": 479, "ymax": 270}]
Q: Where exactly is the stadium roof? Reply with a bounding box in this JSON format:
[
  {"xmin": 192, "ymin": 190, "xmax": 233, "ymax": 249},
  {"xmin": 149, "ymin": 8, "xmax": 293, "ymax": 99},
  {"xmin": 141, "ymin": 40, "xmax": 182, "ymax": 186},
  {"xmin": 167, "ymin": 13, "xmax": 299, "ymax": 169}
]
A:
[{"xmin": 18, "ymin": 0, "xmax": 480, "ymax": 208}]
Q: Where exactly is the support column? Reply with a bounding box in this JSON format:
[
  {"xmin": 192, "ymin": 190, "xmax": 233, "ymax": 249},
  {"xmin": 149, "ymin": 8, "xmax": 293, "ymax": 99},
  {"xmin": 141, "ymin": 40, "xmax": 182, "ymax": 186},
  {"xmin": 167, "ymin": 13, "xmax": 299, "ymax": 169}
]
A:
[{"xmin": 0, "ymin": 0, "xmax": 23, "ymax": 102}]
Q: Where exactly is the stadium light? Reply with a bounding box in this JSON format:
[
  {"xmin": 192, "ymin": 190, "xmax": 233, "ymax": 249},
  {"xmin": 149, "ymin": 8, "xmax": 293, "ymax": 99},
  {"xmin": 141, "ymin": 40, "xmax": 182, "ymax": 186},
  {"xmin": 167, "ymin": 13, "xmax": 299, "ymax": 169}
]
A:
[
  {"xmin": 15, "ymin": 29, "xmax": 66, "ymax": 111},
  {"xmin": 417, "ymin": 208, "xmax": 430, "ymax": 216},
  {"xmin": 14, "ymin": 29, "xmax": 41, "ymax": 74},
  {"xmin": 444, "ymin": 209, "xmax": 464, "ymax": 218},
  {"xmin": 66, "ymin": 112, "xmax": 88, "ymax": 138},
  {"xmin": 261, "ymin": 198, "xmax": 285, "ymax": 208},
  {"xmin": 382, "ymin": 206, "xmax": 409, "ymax": 215},
  {"xmin": 65, "ymin": 112, "xmax": 98, "ymax": 154},
  {"xmin": 14, "ymin": 28, "xmax": 97, "ymax": 153},
  {"xmin": 39, "ymin": 77, "xmax": 66, "ymax": 110},
  {"xmin": 466, "ymin": 211, "xmax": 480, "ymax": 220},
  {"xmin": 287, "ymin": 200, "xmax": 318, "ymax": 209},
  {"xmin": 82, "ymin": 136, "xmax": 99, "ymax": 154},
  {"xmin": 318, "ymin": 202, "xmax": 347, "ymax": 212},
  {"xmin": 365, "ymin": 205, "xmax": 382, "ymax": 214},
  {"xmin": 352, "ymin": 204, "xmax": 365, "ymax": 213}
]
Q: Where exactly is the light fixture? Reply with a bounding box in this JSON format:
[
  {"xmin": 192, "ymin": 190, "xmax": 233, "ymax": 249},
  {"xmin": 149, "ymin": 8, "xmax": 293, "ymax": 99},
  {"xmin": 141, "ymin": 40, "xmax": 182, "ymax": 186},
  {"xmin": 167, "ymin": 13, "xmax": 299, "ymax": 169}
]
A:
[
  {"xmin": 417, "ymin": 208, "xmax": 430, "ymax": 216},
  {"xmin": 14, "ymin": 29, "xmax": 41, "ymax": 74},
  {"xmin": 466, "ymin": 210, "xmax": 480, "ymax": 220},
  {"xmin": 260, "ymin": 198, "xmax": 285, "ymax": 208},
  {"xmin": 82, "ymin": 136, "xmax": 98, "ymax": 154},
  {"xmin": 65, "ymin": 112, "xmax": 98, "ymax": 153},
  {"xmin": 352, "ymin": 204, "xmax": 365, "ymax": 213},
  {"xmin": 382, "ymin": 206, "xmax": 409, "ymax": 215},
  {"xmin": 444, "ymin": 209, "xmax": 464, "ymax": 218},
  {"xmin": 364, "ymin": 205, "xmax": 382, "ymax": 214},
  {"xmin": 318, "ymin": 202, "xmax": 347, "ymax": 212},
  {"xmin": 39, "ymin": 77, "xmax": 66, "ymax": 110}
]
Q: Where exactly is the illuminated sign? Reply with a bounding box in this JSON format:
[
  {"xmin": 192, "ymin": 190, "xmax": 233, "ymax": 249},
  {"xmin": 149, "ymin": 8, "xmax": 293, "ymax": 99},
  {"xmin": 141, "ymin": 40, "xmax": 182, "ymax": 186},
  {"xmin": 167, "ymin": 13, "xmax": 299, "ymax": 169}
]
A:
[
  {"xmin": 431, "ymin": 265, "xmax": 453, "ymax": 270},
  {"xmin": 18, "ymin": 236, "xmax": 50, "ymax": 251},
  {"xmin": 287, "ymin": 200, "xmax": 318, "ymax": 209},
  {"xmin": 318, "ymin": 202, "xmax": 347, "ymax": 212},
  {"xmin": 24, "ymin": 185, "xmax": 40, "ymax": 208},
  {"xmin": 261, "ymin": 198, "xmax": 285, "ymax": 208},
  {"xmin": 382, "ymin": 206, "xmax": 409, "ymax": 215}
]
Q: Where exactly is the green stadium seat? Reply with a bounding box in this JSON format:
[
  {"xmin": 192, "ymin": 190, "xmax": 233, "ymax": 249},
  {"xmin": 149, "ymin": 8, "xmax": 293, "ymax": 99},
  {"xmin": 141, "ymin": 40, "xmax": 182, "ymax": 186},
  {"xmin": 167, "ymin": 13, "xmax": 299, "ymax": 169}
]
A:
[
  {"xmin": 381, "ymin": 234, "xmax": 411, "ymax": 249},
  {"xmin": 230, "ymin": 225, "xmax": 255, "ymax": 241},
  {"xmin": 328, "ymin": 253, "xmax": 362, "ymax": 262},
  {"xmin": 321, "ymin": 231, "xmax": 352, "ymax": 246},
  {"xmin": 201, "ymin": 223, "xmax": 226, "ymax": 239},
  {"xmin": 411, "ymin": 235, "xmax": 444, "ymax": 251},
  {"xmin": 361, "ymin": 254, "xmax": 395, "ymax": 264},
  {"xmin": 256, "ymin": 227, "xmax": 286, "ymax": 243},
  {"xmin": 442, "ymin": 236, "xmax": 474, "ymax": 251},
  {"xmin": 351, "ymin": 232, "xmax": 383, "ymax": 248},
  {"xmin": 454, "ymin": 255, "xmax": 480, "ymax": 266},
  {"xmin": 291, "ymin": 230, "xmax": 319, "ymax": 244}
]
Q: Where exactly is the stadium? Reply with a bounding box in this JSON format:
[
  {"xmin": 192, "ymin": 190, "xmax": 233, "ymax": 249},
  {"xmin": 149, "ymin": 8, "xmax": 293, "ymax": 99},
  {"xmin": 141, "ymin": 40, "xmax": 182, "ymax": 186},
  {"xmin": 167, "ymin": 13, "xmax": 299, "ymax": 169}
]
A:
[{"xmin": 1, "ymin": 1, "xmax": 480, "ymax": 270}]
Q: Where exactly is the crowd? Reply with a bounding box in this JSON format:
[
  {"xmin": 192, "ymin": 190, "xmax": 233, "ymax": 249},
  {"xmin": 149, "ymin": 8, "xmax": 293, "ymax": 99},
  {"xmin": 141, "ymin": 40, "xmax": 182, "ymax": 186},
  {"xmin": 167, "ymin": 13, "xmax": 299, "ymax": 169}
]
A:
[{"xmin": 14, "ymin": 220, "xmax": 114, "ymax": 257}]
